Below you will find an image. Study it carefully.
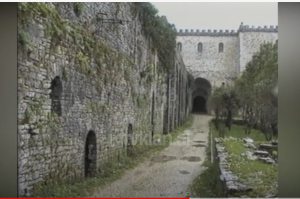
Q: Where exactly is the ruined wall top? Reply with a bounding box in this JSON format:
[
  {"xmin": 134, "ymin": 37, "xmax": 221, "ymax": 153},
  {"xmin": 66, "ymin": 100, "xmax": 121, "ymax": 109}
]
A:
[{"xmin": 177, "ymin": 22, "xmax": 278, "ymax": 36}]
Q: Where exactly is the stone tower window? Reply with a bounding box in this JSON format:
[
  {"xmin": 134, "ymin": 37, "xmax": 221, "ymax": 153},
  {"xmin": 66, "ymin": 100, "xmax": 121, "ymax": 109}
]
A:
[
  {"xmin": 222, "ymin": 82, "xmax": 225, "ymax": 87},
  {"xmin": 219, "ymin": 43, "xmax": 224, "ymax": 53},
  {"xmin": 177, "ymin": 42, "xmax": 182, "ymax": 52},
  {"xmin": 50, "ymin": 76, "xmax": 63, "ymax": 116},
  {"xmin": 197, "ymin": 42, "xmax": 203, "ymax": 52},
  {"xmin": 276, "ymin": 39, "xmax": 278, "ymax": 45}
]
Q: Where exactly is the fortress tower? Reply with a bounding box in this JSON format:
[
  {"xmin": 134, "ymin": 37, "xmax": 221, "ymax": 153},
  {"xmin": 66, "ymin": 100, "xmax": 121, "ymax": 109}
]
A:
[
  {"xmin": 176, "ymin": 22, "xmax": 278, "ymax": 113},
  {"xmin": 176, "ymin": 22, "xmax": 278, "ymax": 88}
]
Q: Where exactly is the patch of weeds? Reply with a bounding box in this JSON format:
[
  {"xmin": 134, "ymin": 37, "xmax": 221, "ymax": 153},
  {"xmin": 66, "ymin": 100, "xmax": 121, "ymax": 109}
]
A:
[
  {"xmin": 73, "ymin": 2, "xmax": 84, "ymax": 17},
  {"xmin": 213, "ymin": 124, "xmax": 278, "ymax": 197},
  {"xmin": 225, "ymin": 125, "xmax": 267, "ymax": 142},
  {"xmin": 75, "ymin": 51, "xmax": 91, "ymax": 75},
  {"xmin": 18, "ymin": 28, "xmax": 32, "ymax": 53},
  {"xmin": 62, "ymin": 67, "xmax": 68, "ymax": 81},
  {"xmin": 223, "ymin": 138, "xmax": 278, "ymax": 197}
]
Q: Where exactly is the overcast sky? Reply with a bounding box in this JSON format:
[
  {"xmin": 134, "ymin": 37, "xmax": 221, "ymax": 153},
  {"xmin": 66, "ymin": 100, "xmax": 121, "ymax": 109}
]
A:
[{"xmin": 151, "ymin": 2, "xmax": 278, "ymax": 31}]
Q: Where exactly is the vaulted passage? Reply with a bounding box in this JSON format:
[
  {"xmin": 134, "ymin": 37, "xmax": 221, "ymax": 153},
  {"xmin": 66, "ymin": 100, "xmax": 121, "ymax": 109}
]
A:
[
  {"xmin": 193, "ymin": 96, "xmax": 207, "ymax": 113},
  {"xmin": 85, "ymin": 130, "xmax": 97, "ymax": 177},
  {"xmin": 192, "ymin": 77, "xmax": 212, "ymax": 114}
]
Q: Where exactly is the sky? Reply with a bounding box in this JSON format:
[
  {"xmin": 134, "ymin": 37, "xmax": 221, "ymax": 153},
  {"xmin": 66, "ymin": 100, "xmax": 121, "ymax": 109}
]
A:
[{"xmin": 151, "ymin": 2, "xmax": 278, "ymax": 31}]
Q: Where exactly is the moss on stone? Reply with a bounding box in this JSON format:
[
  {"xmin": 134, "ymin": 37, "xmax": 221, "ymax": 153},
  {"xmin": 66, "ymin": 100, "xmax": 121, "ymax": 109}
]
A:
[{"xmin": 73, "ymin": 2, "xmax": 84, "ymax": 17}]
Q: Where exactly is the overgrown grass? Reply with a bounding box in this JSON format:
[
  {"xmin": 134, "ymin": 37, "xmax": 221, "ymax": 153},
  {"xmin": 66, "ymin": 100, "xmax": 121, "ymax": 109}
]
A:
[
  {"xmin": 225, "ymin": 125, "xmax": 266, "ymax": 141},
  {"xmin": 221, "ymin": 125, "xmax": 278, "ymax": 197},
  {"xmin": 189, "ymin": 122, "xmax": 278, "ymax": 198},
  {"xmin": 30, "ymin": 116, "xmax": 194, "ymax": 198}
]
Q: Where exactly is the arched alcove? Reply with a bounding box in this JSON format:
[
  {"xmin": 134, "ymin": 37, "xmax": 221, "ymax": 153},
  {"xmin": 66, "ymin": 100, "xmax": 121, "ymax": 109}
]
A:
[
  {"xmin": 219, "ymin": 42, "xmax": 224, "ymax": 53},
  {"xmin": 177, "ymin": 42, "xmax": 182, "ymax": 52},
  {"xmin": 84, "ymin": 130, "xmax": 97, "ymax": 177},
  {"xmin": 50, "ymin": 76, "xmax": 63, "ymax": 116},
  {"xmin": 192, "ymin": 77, "xmax": 212, "ymax": 114},
  {"xmin": 197, "ymin": 42, "xmax": 203, "ymax": 52}
]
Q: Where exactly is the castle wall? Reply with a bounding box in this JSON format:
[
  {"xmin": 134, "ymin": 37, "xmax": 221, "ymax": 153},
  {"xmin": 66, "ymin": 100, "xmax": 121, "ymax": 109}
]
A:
[
  {"xmin": 176, "ymin": 33, "xmax": 239, "ymax": 88},
  {"xmin": 18, "ymin": 2, "xmax": 191, "ymax": 196},
  {"xmin": 239, "ymin": 31, "xmax": 278, "ymax": 73},
  {"xmin": 176, "ymin": 25, "xmax": 278, "ymax": 89}
]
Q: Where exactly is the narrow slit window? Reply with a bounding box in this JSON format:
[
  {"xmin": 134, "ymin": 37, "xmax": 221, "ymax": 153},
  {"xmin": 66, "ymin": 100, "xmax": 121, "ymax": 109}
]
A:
[
  {"xmin": 197, "ymin": 42, "xmax": 203, "ymax": 52},
  {"xmin": 177, "ymin": 42, "xmax": 182, "ymax": 52},
  {"xmin": 50, "ymin": 76, "xmax": 63, "ymax": 116},
  {"xmin": 219, "ymin": 43, "xmax": 224, "ymax": 53}
]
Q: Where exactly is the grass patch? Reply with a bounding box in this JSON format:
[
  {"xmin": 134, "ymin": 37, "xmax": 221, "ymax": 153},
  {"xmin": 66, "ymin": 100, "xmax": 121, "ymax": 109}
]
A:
[
  {"xmin": 30, "ymin": 116, "xmax": 194, "ymax": 198},
  {"xmin": 189, "ymin": 122, "xmax": 278, "ymax": 198},
  {"xmin": 223, "ymin": 124, "xmax": 267, "ymax": 142},
  {"xmin": 219, "ymin": 124, "xmax": 278, "ymax": 197}
]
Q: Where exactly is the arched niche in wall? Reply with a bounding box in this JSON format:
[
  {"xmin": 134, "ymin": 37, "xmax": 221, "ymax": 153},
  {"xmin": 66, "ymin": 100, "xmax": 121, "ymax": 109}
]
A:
[
  {"xmin": 50, "ymin": 76, "xmax": 63, "ymax": 116},
  {"xmin": 84, "ymin": 130, "xmax": 97, "ymax": 177},
  {"xmin": 197, "ymin": 42, "xmax": 203, "ymax": 52},
  {"xmin": 177, "ymin": 42, "xmax": 182, "ymax": 52},
  {"xmin": 219, "ymin": 42, "xmax": 224, "ymax": 53}
]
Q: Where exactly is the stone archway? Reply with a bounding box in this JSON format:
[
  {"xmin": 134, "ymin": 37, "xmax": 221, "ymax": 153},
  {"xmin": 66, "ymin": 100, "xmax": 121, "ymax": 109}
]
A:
[
  {"xmin": 192, "ymin": 77, "xmax": 212, "ymax": 114},
  {"xmin": 84, "ymin": 130, "xmax": 97, "ymax": 177},
  {"xmin": 193, "ymin": 95, "xmax": 207, "ymax": 113}
]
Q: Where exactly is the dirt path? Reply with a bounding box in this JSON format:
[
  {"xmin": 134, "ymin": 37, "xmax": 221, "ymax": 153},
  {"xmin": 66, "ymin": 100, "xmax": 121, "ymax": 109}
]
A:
[{"xmin": 91, "ymin": 114, "xmax": 212, "ymax": 198}]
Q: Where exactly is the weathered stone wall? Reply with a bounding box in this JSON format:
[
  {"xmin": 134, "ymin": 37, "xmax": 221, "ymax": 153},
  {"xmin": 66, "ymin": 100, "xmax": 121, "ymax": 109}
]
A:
[
  {"xmin": 17, "ymin": 2, "xmax": 191, "ymax": 196},
  {"xmin": 239, "ymin": 31, "xmax": 278, "ymax": 73},
  {"xmin": 176, "ymin": 32, "xmax": 239, "ymax": 88},
  {"xmin": 176, "ymin": 24, "xmax": 278, "ymax": 90}
]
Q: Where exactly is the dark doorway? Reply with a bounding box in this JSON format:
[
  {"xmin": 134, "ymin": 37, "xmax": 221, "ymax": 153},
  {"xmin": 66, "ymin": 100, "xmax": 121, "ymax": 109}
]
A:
[
  {"xmin": 193, "ymin": 96, "xmax": 207, "ymax": 113},
  {"xmin": 85, "ymin": 130, "xmax": 97, "ymax": 177}
]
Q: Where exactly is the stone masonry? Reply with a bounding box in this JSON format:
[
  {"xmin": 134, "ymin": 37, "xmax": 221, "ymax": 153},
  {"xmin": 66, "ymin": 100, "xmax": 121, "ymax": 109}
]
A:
[
  {"xmin": 17, "ymin": 2, "xmax": 192, "ymax": 196},
  {"xmin": 176, "ymin": 23, "xmax": 278, "ymax": 89}
]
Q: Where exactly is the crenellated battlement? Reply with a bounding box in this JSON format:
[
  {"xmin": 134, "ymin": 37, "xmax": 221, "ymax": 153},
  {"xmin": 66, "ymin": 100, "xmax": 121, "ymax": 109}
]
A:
[
  {"xmin": 239, "ymin": 22, "xmax": 278, "ymax": 33},
  {"xmin": 177, "ymin": 29, "xmax": 238, "ymax": 36},
  {"xmin": 177, "ymin": 22, "xmax": 278, "ymax": 36}
]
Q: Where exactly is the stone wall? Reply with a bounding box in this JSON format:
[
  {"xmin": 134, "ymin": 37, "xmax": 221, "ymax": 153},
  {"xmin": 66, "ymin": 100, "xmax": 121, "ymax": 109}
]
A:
[
  {"xmin": 239, "ymin": 31, "xmax": 278, "ymax": 73},
  {"xmin": 17, "ymin": 2, "xmax": 192, "ymax": 196},
  {"xmin": 176, "ymin": 24, "xmax": 278, "ymax": 90},
  {"xmin": 176, "ymin": 34, "xmax": 239, "ymax": 88}
]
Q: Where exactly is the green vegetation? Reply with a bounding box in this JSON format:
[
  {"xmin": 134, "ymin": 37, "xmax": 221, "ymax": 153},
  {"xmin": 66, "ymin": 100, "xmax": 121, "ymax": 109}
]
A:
[
  {"xmin": 73, "ymin": 2, "xmax": 84, "ymax": 17},
  {"xmin": 132, "ymin": 3, "xmax": 177, "ymax": 72},
  {"xmin": 18, "ymin": 28, "xmax": 32, "ymax": 53},
  {"xmin": 189, "ymin": 123, "xmax": 277, "ymax": 198},
  {"xmin": 222, "ymin": 125, "xmax": 278, "ymax": 197},
  {"xmin": 209, "ymin": 42, "xmax": 278, "ymax": 141},
  {"xmin": 190, "ymin": 42, "xmax": 278, "ymax": 198}
]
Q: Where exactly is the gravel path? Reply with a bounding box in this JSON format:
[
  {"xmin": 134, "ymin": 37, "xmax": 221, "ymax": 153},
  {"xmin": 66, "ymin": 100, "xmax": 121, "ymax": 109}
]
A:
[{"xmin": 91, "ymin": 114, "xmax": 212, "ymax": 198}]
